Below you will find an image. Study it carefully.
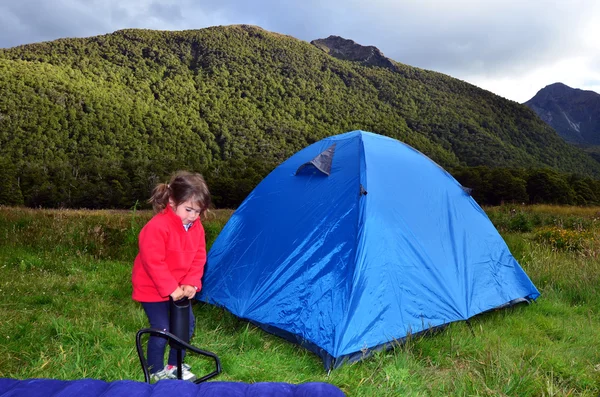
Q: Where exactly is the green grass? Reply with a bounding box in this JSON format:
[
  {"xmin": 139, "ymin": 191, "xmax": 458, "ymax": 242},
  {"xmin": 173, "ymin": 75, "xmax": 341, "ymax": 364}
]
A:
[{"xmin": 0, "ymin": 205, "xmax": 599, "ymax": 396}]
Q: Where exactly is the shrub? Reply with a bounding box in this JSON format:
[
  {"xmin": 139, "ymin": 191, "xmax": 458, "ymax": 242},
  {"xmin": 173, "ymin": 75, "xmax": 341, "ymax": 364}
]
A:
[
  {"xmin": 534, "ymin": 226, "xmax": 591, "ymax": 252},
  {"xmin": 507, "ymin": 213, "xmax": 533, "ymax": 232}
]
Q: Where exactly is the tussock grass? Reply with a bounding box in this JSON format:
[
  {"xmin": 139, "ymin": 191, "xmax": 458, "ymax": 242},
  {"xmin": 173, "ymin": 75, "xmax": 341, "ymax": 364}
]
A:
[{"xmin": 1, "ymin": 205, "xmax": 599, "ymax": 396}]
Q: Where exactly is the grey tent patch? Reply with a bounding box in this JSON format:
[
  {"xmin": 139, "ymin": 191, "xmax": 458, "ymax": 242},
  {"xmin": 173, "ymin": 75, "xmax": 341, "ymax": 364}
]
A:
[
  {"xmin": 461, "ymin": 186, "xmax": 473, "ymax": 195},
  {"xmin": 295, "ymin": 143, "xmax": 336, "ymax": 176}
]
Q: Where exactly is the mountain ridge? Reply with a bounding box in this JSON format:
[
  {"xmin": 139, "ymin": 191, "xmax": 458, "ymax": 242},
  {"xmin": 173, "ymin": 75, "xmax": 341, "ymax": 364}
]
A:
[{"xmin": 310, "ymin": 35, "xmax": 398, "ymax": 71}]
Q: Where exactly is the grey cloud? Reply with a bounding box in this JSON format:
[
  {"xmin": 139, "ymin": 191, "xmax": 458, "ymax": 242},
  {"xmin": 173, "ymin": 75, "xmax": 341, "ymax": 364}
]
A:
[
  {"xmin": 181, "ymin": 0, "xmax": 334, "ymax": 37},
  {"xmin": 109, "ymin": 4, "xmax": 132, "ymax": 26},
  {"xmin": 148, "ymin": 2, "xmax": 185, "ymax": 25},
  {"xmin": 0, "ymin": 0, "xmax": 109, "ymax": 48}
]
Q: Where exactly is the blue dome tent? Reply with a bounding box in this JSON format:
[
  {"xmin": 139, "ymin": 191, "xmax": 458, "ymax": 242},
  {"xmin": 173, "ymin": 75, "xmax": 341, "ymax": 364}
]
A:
[{"xmin": 199, "ymin": 130, "xmax": 539, "ymax": 369}]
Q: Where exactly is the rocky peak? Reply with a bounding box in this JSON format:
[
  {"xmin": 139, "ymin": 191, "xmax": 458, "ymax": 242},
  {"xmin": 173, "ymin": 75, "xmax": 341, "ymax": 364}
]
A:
[
  {"xmin": 311, "ymin": 35, "xmax": 397, "ymax": 71},
  {"xmin": 524, "ymin": 83, "xmax": 600, "ymax": 145}
]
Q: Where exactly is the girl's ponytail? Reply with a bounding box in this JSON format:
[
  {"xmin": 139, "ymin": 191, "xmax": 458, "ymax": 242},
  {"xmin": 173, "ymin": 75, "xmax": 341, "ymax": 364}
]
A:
[{"xmin": 148, "ymin": 183, "xmax": 171, "ymax": 213}]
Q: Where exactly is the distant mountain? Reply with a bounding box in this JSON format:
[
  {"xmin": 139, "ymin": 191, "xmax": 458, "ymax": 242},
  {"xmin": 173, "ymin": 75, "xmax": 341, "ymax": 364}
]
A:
[
  {"xmin": 1, "ymin": 25, "xmax": 600, "ymax": 208},
  {"xmin": 524, "ymin": 82, "xmax": 600, "ymax": 145}
]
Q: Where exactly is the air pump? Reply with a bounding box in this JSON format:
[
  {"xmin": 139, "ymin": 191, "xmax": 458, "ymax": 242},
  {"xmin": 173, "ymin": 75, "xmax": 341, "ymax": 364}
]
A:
[{"xmin": 135, "ymin": 297, "xmax": 221, "ymax": 383}]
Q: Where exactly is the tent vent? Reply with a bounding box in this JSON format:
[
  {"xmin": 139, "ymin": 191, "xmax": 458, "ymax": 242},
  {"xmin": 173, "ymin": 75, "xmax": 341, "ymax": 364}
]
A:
[
  {"xmin": 461, "ymin": 186, "xmax": 472, "ymax": 195},
  {"xmin": 360, "ymin": 185, "xmax": 368, "ymax": 195},
  {"xmin": 296, "ymin": 143, "xmax": 336, "ymax": 176}
]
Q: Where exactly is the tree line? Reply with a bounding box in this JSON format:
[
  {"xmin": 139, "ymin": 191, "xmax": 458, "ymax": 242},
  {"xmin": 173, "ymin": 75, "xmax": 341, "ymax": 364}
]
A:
[
  {"xmin": 451, "ymin": 166, "xmax": 600, "ymax": 206},
  {"xmin": 1, "ymin": 155, "xmax": 598, "ymax": 209}
]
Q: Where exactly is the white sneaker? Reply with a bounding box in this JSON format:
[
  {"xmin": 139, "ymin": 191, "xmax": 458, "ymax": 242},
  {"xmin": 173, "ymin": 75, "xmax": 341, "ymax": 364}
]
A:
[
  {"xmin": 165, "ymin": 364, "xmax": 196, "ymax": 382},
  {"xmin": 150, "ymin": 367, "xmax": 176, "ymax": 382}
]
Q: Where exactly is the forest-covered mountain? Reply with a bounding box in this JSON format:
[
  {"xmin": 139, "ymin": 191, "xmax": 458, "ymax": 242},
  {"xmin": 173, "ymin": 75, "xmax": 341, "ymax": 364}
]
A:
[
  {"xmin": 1, "ymin": 25, "xmax": 599, "ymax": 208},
  {"xmin": 524, "ymin": 82, "xmax": 600, "ymax": 145}
]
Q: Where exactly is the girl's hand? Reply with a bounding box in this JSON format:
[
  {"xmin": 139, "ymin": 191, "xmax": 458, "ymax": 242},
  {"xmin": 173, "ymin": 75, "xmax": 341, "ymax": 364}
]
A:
[
  {"xmin": 170, "ymin": 286, "xmax": 185, "ymax": 300},
  {"xmin": 181, "ymin": 285, "xmax": 197, "ymax": 299}
]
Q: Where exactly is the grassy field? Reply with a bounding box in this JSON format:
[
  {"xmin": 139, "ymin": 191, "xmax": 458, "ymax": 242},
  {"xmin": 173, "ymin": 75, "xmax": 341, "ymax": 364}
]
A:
[{"xmin": 0, "ymin": 205, "xmax": 599, "ymax": 396}]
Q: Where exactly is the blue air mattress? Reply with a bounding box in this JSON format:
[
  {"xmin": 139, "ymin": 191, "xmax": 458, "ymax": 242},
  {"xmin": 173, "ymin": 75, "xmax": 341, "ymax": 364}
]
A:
[{"xmin": 0, "ymin": 378, "xmax": 345, "ymax": 396}]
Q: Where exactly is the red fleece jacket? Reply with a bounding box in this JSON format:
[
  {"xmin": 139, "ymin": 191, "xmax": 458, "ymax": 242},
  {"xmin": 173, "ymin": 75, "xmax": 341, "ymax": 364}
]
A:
[{"xmin": 131, "ymin": 205, "xmax": 206, "ymax": 302}]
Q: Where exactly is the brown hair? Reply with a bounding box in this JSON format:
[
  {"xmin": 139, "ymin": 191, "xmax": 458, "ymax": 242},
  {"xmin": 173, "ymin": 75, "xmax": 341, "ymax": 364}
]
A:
[{"xmin": 148, "ymin": 171, "xmax": 211, "ymax": 217}]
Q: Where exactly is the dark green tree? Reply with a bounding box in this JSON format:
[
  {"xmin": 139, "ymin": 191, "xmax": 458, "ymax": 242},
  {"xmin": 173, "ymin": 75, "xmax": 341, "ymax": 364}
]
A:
[
  {"xmin": 527, "ymin": 170, "xmax": 577, "ymax": 205},
  {"xmin": 0, "ymin": 156, "xmax": 24, "ymax": 206}
]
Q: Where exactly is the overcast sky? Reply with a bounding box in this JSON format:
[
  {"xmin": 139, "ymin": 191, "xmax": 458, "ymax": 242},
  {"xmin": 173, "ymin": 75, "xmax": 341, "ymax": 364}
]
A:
[{"xmin": 1, "ymin": 0, "xmax": 598, "ymax": 103}]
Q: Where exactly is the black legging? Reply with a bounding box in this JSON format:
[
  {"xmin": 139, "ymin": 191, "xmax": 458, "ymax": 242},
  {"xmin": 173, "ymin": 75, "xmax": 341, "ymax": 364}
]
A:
[{"xmin": 141, "ymin": 300, "xmax": 195, "ymax": 373}]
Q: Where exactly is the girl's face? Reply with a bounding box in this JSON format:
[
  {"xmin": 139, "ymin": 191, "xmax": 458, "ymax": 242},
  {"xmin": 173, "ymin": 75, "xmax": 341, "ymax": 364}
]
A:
[{"xmin": 170, "ymin": 199, "xmax": 201, "ymax": 226}]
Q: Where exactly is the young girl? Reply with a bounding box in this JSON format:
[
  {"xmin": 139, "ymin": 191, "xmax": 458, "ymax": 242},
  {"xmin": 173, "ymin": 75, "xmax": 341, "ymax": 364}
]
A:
[{"xmin": 132, "ymin": 171, "xmax": 210, "ymax": 382}]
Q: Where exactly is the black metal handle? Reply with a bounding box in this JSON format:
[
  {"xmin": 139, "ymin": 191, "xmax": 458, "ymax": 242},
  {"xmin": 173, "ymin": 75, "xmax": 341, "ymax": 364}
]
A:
[{"xmin": 135, "ymin": 328, "xmax": 222, "ymax": 384}]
